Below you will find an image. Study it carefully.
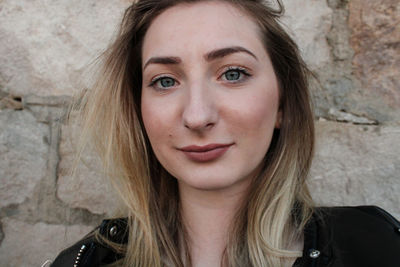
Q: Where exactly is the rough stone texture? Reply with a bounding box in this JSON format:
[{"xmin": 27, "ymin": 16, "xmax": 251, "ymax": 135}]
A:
[
  {"xmin": 348, "ymin": 0, "xmax": 400, "ymax": 122},
  {"xmin": 283, "ymin": 0, "xmax": 368, "ymax": 123},
  {"xmin": 0, "ymin": 218, "xmax": 93, "ymax": 267},
  {"xmin": 23, "ymin": 94, "xmax": 71, "ymax": 123},
  {"xmin": 310, "ymin": 121, "xmax": 400, "ymax": 219},
  {"xmin": 57, "ymin": 121, "xmax": 120, "ymax": 215},
  {"xmin": 0, "ymin": 105, "xmax": 106, "ymax": 227},
  {"xmin": 282, "ymin": 0, "xmax": 333, "ymax": 69},
  {"xmin": 313, "ymin": 0, "xmax": 400, "ymax": 124},
  {"xmin": 0, "ymin": 0, "xmax": 130, "ymax": 97},
  {"xmin": 0, "ymin": 109, "xmax": 48, "ymax": 207}
]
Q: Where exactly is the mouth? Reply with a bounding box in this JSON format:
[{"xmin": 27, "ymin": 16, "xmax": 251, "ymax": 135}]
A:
[{"xmin": 179, "ymin": 143, "xmax": 234, "ymax": 162}]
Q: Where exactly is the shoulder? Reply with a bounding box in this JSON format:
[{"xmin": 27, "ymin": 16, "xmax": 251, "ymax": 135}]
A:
[
  {"xmin": 50, "ymin": 218, "xmax": 128, "ymax": 267},
  {"xmin": 317, "ymin": 205, "xmax": 400, "ymax": 239},
  {"xmin": 317, "ymin": 205, "xmax": 399, "ymax": 224},
  {"xmin": 315, "ymin": 206, "xmax": 400, "ymax": 266}
]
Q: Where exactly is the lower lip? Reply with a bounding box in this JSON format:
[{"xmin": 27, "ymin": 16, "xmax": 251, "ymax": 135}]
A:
[{"xmin": 181, "ymin": 145, "xmax": 232, "ymax": 162}]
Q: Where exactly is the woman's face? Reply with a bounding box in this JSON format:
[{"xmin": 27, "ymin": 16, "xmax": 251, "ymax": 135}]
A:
[{"xmin": 141, "ymin": 1, "xmax": 281, "ymax": 191}]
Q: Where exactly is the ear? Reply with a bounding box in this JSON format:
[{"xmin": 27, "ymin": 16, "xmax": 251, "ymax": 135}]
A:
[{"xmin": 275, "ymin": 110, "xmax": 282, "ymax": 129}]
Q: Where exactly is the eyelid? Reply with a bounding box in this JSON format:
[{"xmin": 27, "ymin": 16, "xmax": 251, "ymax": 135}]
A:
[
  {"xmin": 226, "ymin": 65, "xmax": 246, "ymax": 70},
  {"xmin": 219, "ymin": 65, "xmax": 251, "ymax": 75},
  {"xmin": 149, "ymin": 74, "xmax": 174, "ymax": 84}
]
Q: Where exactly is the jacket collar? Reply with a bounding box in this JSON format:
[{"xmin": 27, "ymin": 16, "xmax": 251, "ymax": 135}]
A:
[{"xmin": 98, "ymin": 209, "xmax": 335, "ymax": 266}]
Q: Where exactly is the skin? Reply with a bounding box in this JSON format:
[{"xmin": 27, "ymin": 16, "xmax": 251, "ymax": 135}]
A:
[{"xmin": 140, "ymin": 2, "xmax": 298, "ymax": 266}]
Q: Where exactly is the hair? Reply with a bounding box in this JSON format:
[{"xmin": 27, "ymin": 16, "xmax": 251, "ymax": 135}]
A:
[{"xmin": 74, "ymin": 0, "xmax": 315, "ymax": 266}]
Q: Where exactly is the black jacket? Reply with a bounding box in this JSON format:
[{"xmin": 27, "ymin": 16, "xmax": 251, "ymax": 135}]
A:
[{"xmin": 51, "ymin": 206, "xmax": 400, "ymax": 266}]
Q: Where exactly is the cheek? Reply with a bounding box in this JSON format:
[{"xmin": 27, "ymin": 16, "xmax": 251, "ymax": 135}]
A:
[
  {"xmin": 227, "ymin": 90, "xmax": 279, "ymax": 138},
  {"xmin": 141, "ymin": 93, "xmax": 182, "ymax": 163},
  {"xmin": 141, "ymin": 98, "xmax": 170, "ymax": 144}
]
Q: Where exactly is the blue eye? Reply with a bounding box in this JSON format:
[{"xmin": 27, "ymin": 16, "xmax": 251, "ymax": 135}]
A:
[
  {"xmin": 224, "ymin": 70, "xmax": 241, "ymax": 81},
  {"xmin": 221, "ymin": 67, "xmax": 251, "ymax": 83},
  {"xmin": 158, "ymin": 77, "xmax": 175, "ymax": 88},
  {"xmin": 150, "ymin": 76, "xmax": 176, "ymax": 90}
]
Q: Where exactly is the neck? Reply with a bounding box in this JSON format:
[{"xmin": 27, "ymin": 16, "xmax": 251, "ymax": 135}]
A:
[{"xmin": 178, "ymin": 180, "xmax": 251, "ymax": 267}]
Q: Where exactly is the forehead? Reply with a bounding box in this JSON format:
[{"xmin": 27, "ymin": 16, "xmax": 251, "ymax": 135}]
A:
[{"xmin": 142, "ymin": 1, "xmax": 265, "ymax": 61}]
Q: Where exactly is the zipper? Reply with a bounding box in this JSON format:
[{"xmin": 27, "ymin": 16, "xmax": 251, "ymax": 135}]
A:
[{"xmin": 73, "ymin": 244, "xmax": 88, "ymax": 267}]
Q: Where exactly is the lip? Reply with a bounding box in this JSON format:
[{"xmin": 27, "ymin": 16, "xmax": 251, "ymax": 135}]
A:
[{"xmin": 179, "ymin": 143, "xmax": 233, "ymax": 162}]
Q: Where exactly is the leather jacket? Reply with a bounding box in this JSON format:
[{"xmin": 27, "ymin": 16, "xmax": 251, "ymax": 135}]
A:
[{"xmin": 51, "ymin": 206, "xmax": 400, "ymax": 266}]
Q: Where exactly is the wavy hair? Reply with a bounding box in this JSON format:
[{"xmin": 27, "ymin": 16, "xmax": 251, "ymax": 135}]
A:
[{"xmin": 75, "ymin": 0, "xmax": 315, "ymax": 266}]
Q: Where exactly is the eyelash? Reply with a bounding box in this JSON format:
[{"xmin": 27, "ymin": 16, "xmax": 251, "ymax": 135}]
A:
[
  {"xmin": 148, "ymin": 74, "xmax": 177, "ymax": 90},
  {"xmin": 147, "ymin": 66, "xmax": 252, "ymax": 90},
  {"xmin": 220, "ymin": 66, "xmax": 252, "ymax": 83}
]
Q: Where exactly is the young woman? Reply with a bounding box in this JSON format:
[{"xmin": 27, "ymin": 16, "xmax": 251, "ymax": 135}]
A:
[{"xmin": 51, "ymin": 0, "xmax": 400, "ymax": 266}]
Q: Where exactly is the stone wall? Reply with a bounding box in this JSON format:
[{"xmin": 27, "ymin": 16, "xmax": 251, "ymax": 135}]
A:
[{"xmin": 0, "ymin": 0, "xmax": 399, "ymax": 265}]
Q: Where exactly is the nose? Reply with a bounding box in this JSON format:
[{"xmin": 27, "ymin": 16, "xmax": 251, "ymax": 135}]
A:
[{"xmin": 182, "ymin": 81, "xmax": 218, "ymax": 132}]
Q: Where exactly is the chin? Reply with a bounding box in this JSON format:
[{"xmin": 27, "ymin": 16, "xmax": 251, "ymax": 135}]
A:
[
  {"xmin": 176, "ymin": 174, "xmax": 250, "ymax": 192},
  {"xmin": 188, "ymin": 182, "xmax": 233, "ymax": 191}
]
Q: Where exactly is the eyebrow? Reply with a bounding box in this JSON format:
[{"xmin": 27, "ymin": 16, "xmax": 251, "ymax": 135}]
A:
[
  {"xmin": 143, "ymin": 56, "xmax": 181, "ymax": 70},
  {"xmin": 205, "ymin": 46, "xmax": 258, "ymax": 62},
  {"xmin": 143, "ymin": 46, "xmax": 257, "ymax": 70}
]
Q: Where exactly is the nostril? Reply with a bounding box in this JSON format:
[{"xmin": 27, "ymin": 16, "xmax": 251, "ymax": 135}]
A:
[
  {"xmin": 184, "ymin": 121, "xmax": 215, "ymax": 130},
  {"xmin": 205, "ymin": 122, "xmax": 214, "ymax": 129}
]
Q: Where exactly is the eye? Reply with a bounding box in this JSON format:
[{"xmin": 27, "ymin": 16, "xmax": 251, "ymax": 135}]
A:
[
  {"xmin": 224, "ymin": 70, "xmax": 241, "ymax": 81},
  {"xmin": 149, "ymin": 76, "xmax": 177, "ymax": 90},
  {"xmin": 158, "ymin": 77, "xmax": 175, "ymax": 88},
  {"xmin": 221, "ymin": 67, "xmax": 251, "ymax": 83}
]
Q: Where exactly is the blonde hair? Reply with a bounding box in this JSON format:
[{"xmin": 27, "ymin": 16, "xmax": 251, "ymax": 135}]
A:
[{"xmin": 74, "ymin": 0, "xmax": 315, "ymax": 266}]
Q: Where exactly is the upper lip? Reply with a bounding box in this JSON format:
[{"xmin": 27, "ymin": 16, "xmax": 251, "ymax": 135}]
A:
[{"xmin": 179, "ymin": 143, "xmax": 233, "ymax": 152}]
